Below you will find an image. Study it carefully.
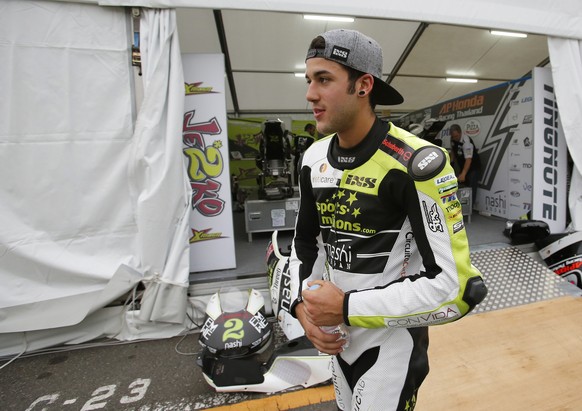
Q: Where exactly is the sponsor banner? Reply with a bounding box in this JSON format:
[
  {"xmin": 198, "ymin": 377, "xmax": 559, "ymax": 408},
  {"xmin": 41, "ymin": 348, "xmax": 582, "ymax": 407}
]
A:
[
  {"xmin": 531, "ymin": 67, "xmax": 568, "ymax": 233},
  {"xmin": 228, "ymin": 118, "xmax": 262, "ymax": 160},
  {"xmin": 228, "ymin": 118, "xmax": 263, "ymax": 188},
  {"xmin": 183, "ymin": 54, "xmax": 236, "ymax": 272},
  {"xmin": 399, "ymin": 77, "xmax": 535, "ymax": 219},
  {"xmin": 229, "ymin": 160, "xmax": 261, "ymax": 188}
]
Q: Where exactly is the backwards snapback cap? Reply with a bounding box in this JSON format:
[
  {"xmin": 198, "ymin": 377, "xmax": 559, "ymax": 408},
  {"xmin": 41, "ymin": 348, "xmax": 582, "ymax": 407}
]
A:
[{"xmin": 306, "ymin": 29, "xmax": 403, "ymax": 106}]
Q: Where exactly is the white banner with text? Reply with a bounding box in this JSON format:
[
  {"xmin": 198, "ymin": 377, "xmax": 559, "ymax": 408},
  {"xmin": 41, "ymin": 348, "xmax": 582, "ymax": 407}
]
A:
[{"xmin": 182, "ymin": 53, "xmax": 236, "ymax": 272}]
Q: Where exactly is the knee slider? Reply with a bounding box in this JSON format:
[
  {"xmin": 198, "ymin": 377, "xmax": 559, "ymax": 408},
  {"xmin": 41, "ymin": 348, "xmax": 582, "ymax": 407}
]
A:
[{"xmin": 462, "ymin": 276, "xmax": 488, "ymax": 310}]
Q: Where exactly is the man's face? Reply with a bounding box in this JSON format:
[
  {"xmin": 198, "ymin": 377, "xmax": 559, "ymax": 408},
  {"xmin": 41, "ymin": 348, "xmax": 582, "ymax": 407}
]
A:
[
  {"xmin": 450, "ymin": 128, "xmax": 462, "ymax": 142},
  {"xmin": 304, "ymin": 58, "xmax": 360, "ymax": 136}
]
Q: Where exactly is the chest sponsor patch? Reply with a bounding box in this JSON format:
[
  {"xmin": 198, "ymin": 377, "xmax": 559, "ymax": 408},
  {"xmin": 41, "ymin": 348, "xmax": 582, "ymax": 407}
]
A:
[
  {"xmin": 380, "ymin": 135, "xmax": 414, "ymax": 167},
  {"xmin": 435, "ymin": 173, "xmax": 456, "ymax": 186}
]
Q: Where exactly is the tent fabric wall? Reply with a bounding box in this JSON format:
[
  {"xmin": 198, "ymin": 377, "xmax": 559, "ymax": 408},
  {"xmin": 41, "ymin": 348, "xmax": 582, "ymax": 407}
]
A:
[
  {"xmin": 0, "ymin": 1, "xmax": 191, "ymax": 355},
  {"xmin": 130, "ymin": 8, "xmax": 191, "ymax": 324},
  {"xmin": 98, "ymin": 0, "xmax": 582, "ymax": 40},
  {"xmin": 548, "ymin": 38, "xmax": 582, "ymax": 231},
  {"xmin": 0, "ymin": 1, "xmax": 139, "ymax": 333}
]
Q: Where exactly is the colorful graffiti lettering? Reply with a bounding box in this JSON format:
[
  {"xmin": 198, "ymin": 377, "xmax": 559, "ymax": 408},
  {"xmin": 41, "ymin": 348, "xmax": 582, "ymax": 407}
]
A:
[{"xmin": 183, "ymin": 110, "xmax": 225, "ymax": 216}]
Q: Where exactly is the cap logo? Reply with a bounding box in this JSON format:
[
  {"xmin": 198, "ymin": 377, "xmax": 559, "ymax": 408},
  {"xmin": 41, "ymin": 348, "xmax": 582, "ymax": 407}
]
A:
[{"xmin": 330, "ymin": 46, "xmax": 349, "ymax": 62}]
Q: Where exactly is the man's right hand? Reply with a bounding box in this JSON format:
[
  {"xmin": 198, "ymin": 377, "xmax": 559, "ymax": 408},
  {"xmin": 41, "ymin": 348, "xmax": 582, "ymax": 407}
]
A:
[{"xmin": 296, "ymin": 303, "xmax": 347, "ymax": 355}]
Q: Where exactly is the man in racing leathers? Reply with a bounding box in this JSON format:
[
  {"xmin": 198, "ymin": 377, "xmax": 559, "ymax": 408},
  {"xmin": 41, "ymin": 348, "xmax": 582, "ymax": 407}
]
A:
[{"xmin": 288, "ymin": 29, "xmax": 487, "ymax": 411}]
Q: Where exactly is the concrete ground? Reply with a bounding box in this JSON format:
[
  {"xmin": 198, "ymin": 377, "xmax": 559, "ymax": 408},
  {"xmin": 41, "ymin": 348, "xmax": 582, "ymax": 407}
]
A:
[{"xmin": 0, "ymin": 333, "xmax": 338, "ymax": 411}]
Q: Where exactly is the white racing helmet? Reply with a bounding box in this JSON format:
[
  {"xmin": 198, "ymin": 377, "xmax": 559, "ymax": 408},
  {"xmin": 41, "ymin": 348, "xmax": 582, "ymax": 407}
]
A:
[{"xmin": 198, "ymin": 289, "xmax": 273, "ymax": 387}]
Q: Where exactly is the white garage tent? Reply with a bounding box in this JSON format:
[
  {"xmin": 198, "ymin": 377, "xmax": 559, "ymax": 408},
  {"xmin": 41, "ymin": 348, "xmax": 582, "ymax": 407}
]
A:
[
  {"xmin": 0, "ymin": 2, "xmax": 191, "ymax": 355},
  {"xmin": 0, "ymin": 0, "xmax": 581, "ymax": 356}
]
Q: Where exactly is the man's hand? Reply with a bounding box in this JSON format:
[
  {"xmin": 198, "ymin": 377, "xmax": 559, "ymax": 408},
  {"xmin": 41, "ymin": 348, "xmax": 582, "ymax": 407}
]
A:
[
  {"xmin": 296, "ymin": 303, "xmax": 346, "ymax": 355},
  {"xmin": 301, "ymin": 281, "xmax": 345, "ymax": 326},
  {"xmin": 458, "ymin": 172, "xmax": 466, "ymax": 183},
  {"xmin": 459, "ymin": 157, "xmax": 472, "ymax": 183},
  {"xmin": 295, "ymin": 280, "xmax": 348, "ymax": 355}
]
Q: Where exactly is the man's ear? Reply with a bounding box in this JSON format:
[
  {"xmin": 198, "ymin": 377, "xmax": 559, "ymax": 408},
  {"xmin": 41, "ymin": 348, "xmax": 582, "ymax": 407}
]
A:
[{"xmin": 357, "ymin": 73, "xmax": 374, "ymax": 95}]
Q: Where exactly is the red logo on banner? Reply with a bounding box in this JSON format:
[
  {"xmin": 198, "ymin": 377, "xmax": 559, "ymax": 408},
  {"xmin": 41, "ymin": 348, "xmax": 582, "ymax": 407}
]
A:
[
  {"xmin": 183, "ymin": 110, "xmax": 225, "ymax": 217},
  {"xmin": 465, "ymin": 119, "xmax": 481, "ymax": 137}
]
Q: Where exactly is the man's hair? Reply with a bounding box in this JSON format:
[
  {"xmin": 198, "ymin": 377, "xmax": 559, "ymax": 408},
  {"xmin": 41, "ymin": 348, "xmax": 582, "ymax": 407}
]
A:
[
  {"xmin": 449, "ymin": 124, "xmax": 462, "ymax": 134},
  {"xmin": 309, "ymin": 36, "xmax": 377, "ymax": 110}
]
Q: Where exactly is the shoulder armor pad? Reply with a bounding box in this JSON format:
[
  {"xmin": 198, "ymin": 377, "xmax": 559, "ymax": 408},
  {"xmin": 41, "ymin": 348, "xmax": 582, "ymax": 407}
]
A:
[{"xmin": 408, "ymin": 146, "xmax": 447, "ymax": 181}]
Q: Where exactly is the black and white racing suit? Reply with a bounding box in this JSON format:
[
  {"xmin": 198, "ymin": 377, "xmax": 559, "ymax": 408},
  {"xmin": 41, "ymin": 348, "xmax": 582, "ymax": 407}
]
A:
[{"xmin": 289, "ymin": 118, "xmax": 487, "ymax": 411}]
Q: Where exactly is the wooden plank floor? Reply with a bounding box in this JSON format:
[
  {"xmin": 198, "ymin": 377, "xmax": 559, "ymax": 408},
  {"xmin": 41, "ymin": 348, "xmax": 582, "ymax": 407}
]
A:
[{"xmin": 417, "ymin": 296, "xmax": 582, "ymax": 410}]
